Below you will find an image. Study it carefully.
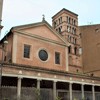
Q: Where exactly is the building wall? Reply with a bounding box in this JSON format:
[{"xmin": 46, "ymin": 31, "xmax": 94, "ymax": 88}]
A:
[
  {"xmin": 0, "ymin": 0, "xmax": 3, "ymax": 24},
  {"xmin": 0, "ymin": 8, "xmax": 82, "ymax": 74},
  {"xmin": 80, "ymin": 24, "xmax": 100, "ymax": 76},
  {"xmin": 6, "ymin": 33, "xmax": 13, "ymax": 62},
  {"xmin": 11, "ymin": 25, "xmax": 67, "ymax": 71},
  {"xmin": 0, "ymin": 33, "xmax": 13, "ymax": 63},
  {"xmin": 2, "ymin": 8, "xmax": 100, "ymax": 76},
  {"xmin": 0, "ymin": 0, "xmax": 3, "ymax": 33}
]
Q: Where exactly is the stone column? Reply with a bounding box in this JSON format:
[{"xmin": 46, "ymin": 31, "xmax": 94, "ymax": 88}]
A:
[
  {"xmin": 92, "ymin": 85, "xmax": 95, "ymax": 100},
  {"xmin": 69, "ymin": 82, "xmax": 72, "ymax": 100},
  {"xmin": 17, "ymin": 77, "xmax": 22, "ymax": 100},
  {"xmin": 37, "ymin": 79, "xmax": 41, "ymax": 89},
  {"xmin": 81, "ymin": 84, "xmax": 84, "ymax": 99},
  {"xmin": 53, "ymin": 81, "xmax": 57, "ymax": 100},
  {"xmin": 36, "ymin": 79, "xmax": 41, "ymax": 99}
]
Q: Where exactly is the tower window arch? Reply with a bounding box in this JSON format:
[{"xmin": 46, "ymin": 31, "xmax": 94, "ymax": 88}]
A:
[
  {"xmin": 72, "ymin": 19, "xmax": 73, "ymax": 25},
  {"xmin": 75, "ymin": 38, "xmax": 77, "ymax": 44},
  {"xmin": 67, "ymin": 26, "xmax": 69, "ymax": 32},
  {"xmin": 74, "ymin": 47, "xmax": 77, "ymax": 55},
  {"xmin": 72, "ymin": 28, "xmax": 76, "ymax": 34},
  {"xmin": 53, "ymin": 22, "xmax": 57, "ymax": 28},
  {"xmin": 72, "ymin": 27, "xmax": 74, "ymax": 34},
  {"xmin": 60, "ymin": 17, "xmax": 62, "ymax": 23},
  {"xmin": 67, "ymin": 17, "xmax": 71, "ymax": 24},
  {"xmin": 74, "ymin": 20, "xmax": 76, "ymax": 25},
  {"xmin": 59, "ymin": 18, "xmax": 60, "ymax": 24},
  {"xmin": 58, "ymin": 26, "xmax": 62, "ymax": 33},
  {"xmin": 73, "ymin": 38, "xmax": 77, "ymax": 44},
  {"xmin": 67, "ymin": 16, "xmax": 68, "ymax": 23},
  {"xmin": 74, "ymin": 28, "xmax": 76, "ymax": 34},
  {"xmin": 68, "ymin": 45, "xmax": 72, "ymax": 53}
]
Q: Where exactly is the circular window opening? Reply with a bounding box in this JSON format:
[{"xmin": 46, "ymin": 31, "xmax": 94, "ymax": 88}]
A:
[{"xmin": 39, "ymin": 50, "xmax": 48, "ymax": 61}]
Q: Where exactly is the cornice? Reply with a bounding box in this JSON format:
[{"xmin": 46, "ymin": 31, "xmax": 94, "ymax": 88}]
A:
[
  {"xmin": 11, "ymin": 21, "xmax": 68, "ymax": 46},
  {"xmin": 2, "ymin": 63, "xmax": 100, "ymax": 81},
  {"xmin": 52, "ymin": 8, "xmax": 78, "ymax": 19}
]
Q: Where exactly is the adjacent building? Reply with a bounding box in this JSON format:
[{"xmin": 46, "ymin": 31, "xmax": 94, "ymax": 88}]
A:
[
  {"xmin": 0, "ymin": 0, "xmax": 3, "ymax": 34},
  {"xmin": 80, "ymin": 24, "xmax": 100, "ymax": 77},
  {"xmin": 0, "ymin": 8, "xmax": 100, "ymax": 100}
]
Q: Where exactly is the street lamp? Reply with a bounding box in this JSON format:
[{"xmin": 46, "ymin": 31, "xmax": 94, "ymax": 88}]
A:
[{"xmin": 0, "ymin": 39, "xmax": 8, "ymax": 100}]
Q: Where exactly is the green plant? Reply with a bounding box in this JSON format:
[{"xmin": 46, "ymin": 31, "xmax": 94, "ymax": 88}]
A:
[
  {"xmin": 82, "ymin": 98, "xmax": 85, "ymax": 100},
  {"xmin": 34, "ymin": 88, "xmax": 41, "ymax": 100},
  {"xmin": 56, "ymin": 96, "xmax": 62, "ymax": 100},
  {"xmin": 3, "ymin": 98, "xmax": 9, "ymax": 100}
]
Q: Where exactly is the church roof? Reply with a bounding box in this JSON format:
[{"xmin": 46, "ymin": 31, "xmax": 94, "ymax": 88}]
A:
[
  {"xmin": 52, "ymin": 8, "xmax": 78, "ymax": 19},
  {"xmin": 1, "ymin": 19, "xmax": 68, "ymax": 46}
]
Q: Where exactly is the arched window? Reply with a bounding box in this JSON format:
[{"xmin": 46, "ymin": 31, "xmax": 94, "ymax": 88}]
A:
[
  {"xmin": 74, "ymin": 38, "xmax": 77, "ymax": 44},
  {"xmin": 74, "ymin": 28, "xmax": 76, "ymax": 34},
  {"xmin": 74, "ymin": 20, "xmax": 76, "ymax": 25},
  {"xmin": 58, "ymin": 26, "xmax": 62, "ymax": 33},
  {"xmin": 68, "ymin": 46, "xmax": 71, "ymax": 53},
  {"xmin": 68, "ymin": 35, "xmax": 71, "ymax": 42},
  {"xmin": 72, "ymin": 19, "xmax": 73, "ymax": 25},
  {"xmin": 68, "ymin": 17, "xmax": 71, "ymax": 24},
  {"xmin": 74, "ymin": 47, "xmax": 77, "ymax": 55},
  {"xmin": 70, "ymin": 26, "xmax": 71, "ymax": 33},
  {"xmin": 73, "ymin": 37, "xmax": 74, "ymax": 44},
  {"xmin": 72, "ymin": 27, "xmax": 74, "ymax": 34},
  {"xmin": 58, "ymin": 27, "xmax": 61, "ymax": 33},
  {"xmin": 59, "ymin": 18, "xmax": 60, "ymax": 24},
  {"xmin": 54, "ymin": 22, "xmax": 56, "ymax": 28},
  {"xmin": 60, "ymin": 17, "xmax": 62, "ymax": 23},
  {"xmin": 67, "ymin": 26, "xmax": 70, "ymax": 32},
  {"xmin": 67, "ymin": 16, "xmax": 68, "ymax": 23},
  {"xmin": 70, "ymin": 36, "xmax": 72, "ymax": 43}
]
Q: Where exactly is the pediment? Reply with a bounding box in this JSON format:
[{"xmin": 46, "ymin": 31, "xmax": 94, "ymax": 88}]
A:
[{"xmin": 13, "ymin": 22, "xmax": 66, "ymax": 45}]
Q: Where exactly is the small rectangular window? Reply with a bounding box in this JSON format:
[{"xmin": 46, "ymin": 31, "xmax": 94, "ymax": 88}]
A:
[
  {"xmin": 55, "ymin": 52, "xmax": 60, "ymax": 64},
  {"xmin": 23, "ymin": 44, "xmax": 31, "ymax": 58}
]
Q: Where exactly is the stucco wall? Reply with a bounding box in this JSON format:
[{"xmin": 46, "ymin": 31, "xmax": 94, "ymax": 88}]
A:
[{"xmin": 12, "ymin": 24, "xmax": 67, "ymax": 71}]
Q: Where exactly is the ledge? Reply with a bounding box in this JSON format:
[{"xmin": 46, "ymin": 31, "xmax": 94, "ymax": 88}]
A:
[{"xmin": 1, "ymin": 62, "xmax": 100, "ymax": 81}]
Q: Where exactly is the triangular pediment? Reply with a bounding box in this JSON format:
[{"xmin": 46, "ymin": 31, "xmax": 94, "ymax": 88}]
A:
[{"xmin": 13, "ymin": 21, "xmax": 67, "ymax": 46}]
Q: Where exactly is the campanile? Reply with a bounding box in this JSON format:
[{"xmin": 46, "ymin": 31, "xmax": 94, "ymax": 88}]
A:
[{"xmin": 52, "ymin": 8, "xmax": 82, "ymax": 73}]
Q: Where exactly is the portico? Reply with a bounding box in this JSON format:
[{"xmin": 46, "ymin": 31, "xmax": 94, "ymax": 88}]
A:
[{"xmin": 1, "ymin": 63, "xmax": 100, "ymax": 100}]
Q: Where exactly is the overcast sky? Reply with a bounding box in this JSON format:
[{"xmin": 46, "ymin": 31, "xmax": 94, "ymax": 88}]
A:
[{"xmin": 1, "ymin": 0, "xmax": 100, "ymax": 38}]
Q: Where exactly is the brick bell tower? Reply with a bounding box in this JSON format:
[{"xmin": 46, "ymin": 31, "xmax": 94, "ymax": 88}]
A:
[
  {"xmin": 52, "ymin": 8, "xmax": 82, "ymax": 73},
  {"xmin": 0, "ymin": 0, "xmax": 3, "ymax": 34}
]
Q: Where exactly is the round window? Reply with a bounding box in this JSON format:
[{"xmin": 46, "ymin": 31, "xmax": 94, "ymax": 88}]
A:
[{"xmin": 39, "ymin": 50, "xmax": 48, "ymax": 61}]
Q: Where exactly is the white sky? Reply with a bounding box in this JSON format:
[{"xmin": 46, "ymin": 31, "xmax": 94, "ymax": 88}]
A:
[{"xmin": 1, "ymin": 0, "xmax": 100, "ymax": 38}]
